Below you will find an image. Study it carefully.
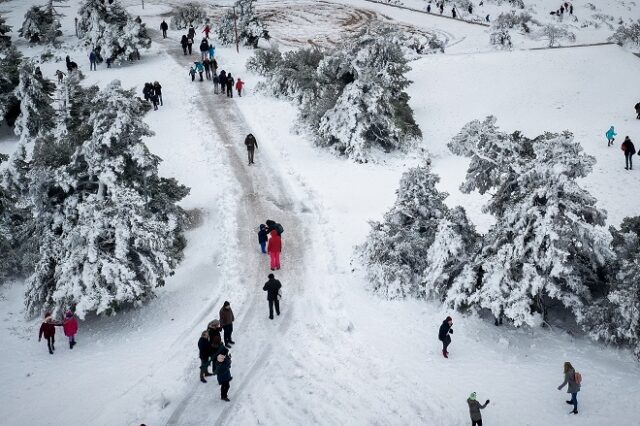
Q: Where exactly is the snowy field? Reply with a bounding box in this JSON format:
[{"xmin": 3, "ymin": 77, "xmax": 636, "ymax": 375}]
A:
[{"xmin": 1, "ymin": 0, "xmax": 640, "ymax": 425}]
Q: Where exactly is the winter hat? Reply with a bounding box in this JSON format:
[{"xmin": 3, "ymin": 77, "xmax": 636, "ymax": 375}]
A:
[
  {"xmin": 209, "ymin": 319, "xmax": 220, "ymax": 328},
  {"xmin": 223, "ymin": 301, "xmax": 230, "ymax": 307},
  {"xmin": 446, "ymin": 316, "xmax": 452, "ymax": 322},
  {"xmin": 217, "ymin": 354, "xmax": 226, "ymax": 363},
  {"xmin": 469, "ymin": 392, "xmax": 477, "ymax": 401},
  {"xmin": 268, "ymin": 273, "xmax": 274, "ymax": 279},
  {"xmin": 260, "ymin": 224, "xmax": 265, "ymax": 230}
]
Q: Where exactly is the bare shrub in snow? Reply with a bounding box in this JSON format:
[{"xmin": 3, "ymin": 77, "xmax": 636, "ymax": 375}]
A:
[
  {"xmin": 217, "ymin": 0, "xmax": 269, "ymax": 48},
  {"xmin": 609, "ymin": 20, "xmax": 640, "ymax": 49},
  {"xmin": 170, "ymin": 2, "xmax": 206, "ymax": 30},
  {"xmin": 537, "ymin": 24, "xmax": 576, "ymax": 47}
]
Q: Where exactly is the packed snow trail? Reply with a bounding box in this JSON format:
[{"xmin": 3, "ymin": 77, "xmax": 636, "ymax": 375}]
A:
[{"xmin": 159, "ymin": 36, "xmax": 310, "ymax": 426}]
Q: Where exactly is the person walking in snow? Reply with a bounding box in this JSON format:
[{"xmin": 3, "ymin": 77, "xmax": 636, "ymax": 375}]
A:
[
  {"xmin": 438, "ymin": 316, "xmax": 453, "ymax": 358},
  {"xmin": 245, "ymin": 133, "xmax": 258, "ymax": 165},
  {"xmin": 55, "ymin": 69, "xmax": 65, "ymax": 84},
  {"xmin": 226, "ymin": 73, "xmax": 235, "ymax": 98},
  {"xmin": 209, "ymin": 45, "xmax": 216, "ymax": 60},
  {"xmin": 198, "ymin": 330, "xmax": 213, "ymax": 383},
  {"xmin": 187, "ymin": 36, "xmax": 194, "ymax": 55},
  {"xmin": 267, "ymin": 227, "xmax": 282, "ymax": 271},
  {"xmin": 605, "ymin": 126, "xmax": 617, "ymax": 147},
  {"xmin": 203, "ymin": 58, "xmax": 212, "ymax": 80},
  {"xmin": 199, "ymin": 39, "xmax": 209, "ymax": 61},
  {"xmin": 213, "ymin": 74, "xmax": 220, "ymax": 94},
  {"xmin": 467, "ymin": 392, "xmax": 490, "ymax": 426},
  {"xmin": 89, "ymin": 50, "xmax": 97, "ymax": 71},
  {"xmin": 160, "ymin": 20, "xmax": 168, "ymax": 38},
  {"xmin": 189, "ymin": 66, "xmax": 196, "ymax": 82},
  {"xmin": 258, "ymin": 224, "xmax": 269, "ymax": 253},
  {"xmin": 38, "ymin": 313, "xmax": 62, "ymax": 355},
  {"xmin": 263, "ymin": 273, "xmax": 282, "ymax": 320},
  {"xmin": 211, "ymin": 58, "xmax": 218, "ymax": 76},
  {"xmin": 219, "ymin": 70, "xmax": 227, "ymax": 94},
  {"xmin": 180, "ymin": 35, "xmax": 189, "ymax": 55},
  {"xmin": 452, "ymin": 7, "xmax": 457, "ymax": 18},
  {"xmin": 215, "ymin": 348, "xmax": 232, "ymax": 401},
  {"xmin": 188, "ymin": 25, "xmax": 196, "ymax": 40},
  {"xmin": 63, "ymin": 310, "xmax": 79, "ymax": 349},
  {"xmin": 622, "ymin": 136, "xmax": 636, "ymax": 170},
  {"xmin": 203, "ymin": 24, "xmax": 211, "ymax": 39},
  {"xmin": 153, "ymin": 81, "xmax": 163, "ymax": 106},
  {"xmin": 235, "ymin": 78, "xmax": 245, "ymax": 97},
  {"xmin": 635, "ymin": 101, "xmax": 640, "ymax": 119},
  {"xmin": 557, "ymin": 361, "xmax": 580, "ymax": 414},
  {"xmin": 219, "ymin": 301, "xmax": 235, "ymax": 346},
  {"xmin": 194, "ymin": 61, "xmax": 205, "ymax": 81}
]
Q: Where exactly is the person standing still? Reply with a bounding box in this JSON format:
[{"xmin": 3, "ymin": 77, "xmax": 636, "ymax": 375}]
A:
[
  {"xmin": 438, "ymin": 316, "xmax": 453, "ymax": 358},
  {"xmin": 219, "ymin": 301, "xmax": 235, "ymax": 346},
  {"xmin": 467, "ymin": 392, "xmax": 490, "ymax": 426},
  {"xmin": 621, "ymin": 136, "xmax": 636, "ymax": 170},
  {"xmin": 89, "ymin": 51, "xmax": 97, "ymax": 71},
  {"xmin": 160, "ymin": 20, "xmax": 168, "ymax": 38},
  {"xmin": 263, "ymin": 273, "xmax": 282, "ymax": 319},
  {"xmin": 245, "ymin": 133, "xmax": 258, "ymax": 165},
  {"xmin": 267, "ymin": 228, "xmax": 282, "ymax": 271}
]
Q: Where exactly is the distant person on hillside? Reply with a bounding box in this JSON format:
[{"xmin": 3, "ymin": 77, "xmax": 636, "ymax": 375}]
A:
[
  {"xmin": 438, "ymin": 316, "xmax": 453, "ymax": 358},
  {"xmin": 89, "ymin": 50, "xmax": 97, "ymax": 71},
  {"xmin": 160, "ymin": 20, "xmax": 168, "ymax": 38},
  {"xmin": 263, "ymin": 273, "xmax": 282, "ymax": 319},
  {"xmin": 467, "ymin": 392, "xmax": 490, "ymax": 426},
  {"xmin": 219, "ymin": 301, "xmax": 235, "ymax": 346},
  {"xmin": 55, "ymin": 69, "xmax": 65, "ymax": 83},
  {"xmin": 605, "ymin": 125, "xmax": 617, "ymax": 147},
  {"xmin": 38, "ymin": 313, "xmax": 62, "ymax": 355},
  {"xmin": 468, "ymin": 4, "xmax": 473, "ymax": 14},
  {"xmin": 439, "ymin": 3, "xmax": 444, "ymax": 14},
  {"xmin": 427, "ymin": 4, "xmax": 431, "ymax": 13},
  {"xmin": 245, "ymin": 133, "xmax": 258, "ymax": 165},
  {"xmin": 635, "ymin": 102, "xmax": 640, "ymax": 119},
  {"xmin": 557, "ymin": 361, "xmax": 581, "ymax": 414},
  {"xmin": 452, "ymin": 7, "xmax": 457, "ymax": 18},
  {"xmin": 258, "ymin": 224, "xmax": 268, "ymax": 253},
  {"xmin": 622, "ymin": 136, "xmax": 636, "ymax": 170},
  {"xmin": 215, "ymin": 348, "xmax": 232, "ymax": 401},
  {"xmin": 63, "ymin": 310, "xmax": 79, "ymax": 349}
]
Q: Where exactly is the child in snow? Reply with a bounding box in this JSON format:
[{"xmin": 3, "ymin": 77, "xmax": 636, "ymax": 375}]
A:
[
  {"xmin": 438, "ymin": 316, "xmax": 453, "ymax": 358},
  {"xmin": 467, "ymin": 392, "xmax": 490, "ymax": 426},
  {"xmin": 38, "ymin": 313, "xmax": 62, "ymax": 354},
  {"xmin": 215, "ymin": 349, "xmax": 232, "ymax": 401},
  {"xmin": 258, "ymin": 224, "xmax": 268, "ymax": 253},
  {"xmin": 557, "ymin": 361, "xmax": 581, "ymax": 414},
  {"xmin": 605, "ymin": 126, "xmax": 617, "ymax": 146},
  {"xmin": 189, "ymin": 66, "xmax": 196, "ymax": 82},
  {"xmin": 63, "ymin": 310, "xmax": 79, "ymax": 349},
  {"xmin": 235, "ymin": 78, "xmax": 245, "ymax": 97}
]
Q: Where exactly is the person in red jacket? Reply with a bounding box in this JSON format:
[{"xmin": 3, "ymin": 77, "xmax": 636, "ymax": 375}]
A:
[
  {"xmin": 235, "ymin": 78, "xmax": 245, "ymax": 97},
  {"xmin": 63, "ymin": 310, "xmax": 79, "ymax": 349},
  {"xmin": 267, "ymin": 229, "xmax": 282, "ymax": 271},
  {"xmin": 38, "ymin": 313, "xmax": 62, "ymax": 354}
]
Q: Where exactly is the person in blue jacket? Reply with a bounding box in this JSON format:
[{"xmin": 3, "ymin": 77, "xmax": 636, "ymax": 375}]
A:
[
  {"xmin": 89, "ymin": 51, "xmax": 97, "ymax": 71},
  {"xmin": 215, "ymin": 348, "xmax": 232, "ymax": 401},
  {"xmin": 258, "ymin": 224, "xmax": 268, "ymax": 253},
  {"xmin": 209, "ymin": 45, "xmax": 216, "ymax": 60},
  {"xmin": 194, "ymin": 61, "xmax": 205, "ymax": 81},
  {"xmin": 606, "ymin": 126, "xmax": 617, "ymax": 147}
]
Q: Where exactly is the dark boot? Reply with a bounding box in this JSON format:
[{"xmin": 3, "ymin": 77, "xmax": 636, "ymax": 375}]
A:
[{"xmin": 200, "ymin": 371, "xmax": 207, "ymax": 383}]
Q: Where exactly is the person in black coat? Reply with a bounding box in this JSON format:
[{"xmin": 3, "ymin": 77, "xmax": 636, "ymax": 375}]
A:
[
  {"xmin": 153, "ymin": 81, "xmax": 163, "ymax": 106},
  {"xmin": 219, "ymin": 70, "xmax": 227, "ymax": 94},
  {"xmin": 621, "ymin": 136, "xmax": 636, "ymax": 170},
  {"xmin": 438, "ymin": 316, "xmax": 453, "ymax": 358},
  {"xmin": 199, "ymin": 39, "xmax": 209, "ymax": 61},
  {"xmin": 263, "ymin": 273, "xmax": 282, "ymax": 319},
  {"xmin": 180, "ymin": 35, "xmax": 188, "ymax": 55},
  {"xmin": 160, "ymin": 20, "xmax": 168, "ymax": 38},
  {"xmin": 198, "ymin": 330, "xmax": 213, "ymax": 382},
  {"xmin": 635, "ymin": 102, "xmax": 640, "ymax": 119},
  {"xmin": 226, "ymin": 73, "xmax": 235, "ymax": 98}
]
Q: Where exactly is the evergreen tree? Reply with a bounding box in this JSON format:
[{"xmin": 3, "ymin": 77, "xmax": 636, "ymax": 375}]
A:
[
  {"xmin": 588, "ymin": 218, "xmax": 640, "ymax": 359},
  {"xmin": 77, "ymin": 0, "xmax": 151, "ymax": 63},
  {"xmin": 217, "ymin": 0, "xmax": 269, "ymax": 48},
  {"xmin": 316, "ymin": 27, "xmax": 421, "ymax": 162},
  {"xmin": 0, "ymin": 153, "xmax": 22, "ymax": 282},
  {"xmin": 448, "ymin": 119, "xmax": 612, "ymax": 326},
  {"xmin": 19, "ymin": 3, "xmax": 63, "ymax": 45},
  {"xmin": 0, "ymin": 15, "xmax": 21, "ymax": 127},
  {"xmin": 24, "ymin": 80, "xmax": 189, "ymax": 318},
  {"xmin": 361, "ymin": 162, "xmax": 477, "ymax": 300}
]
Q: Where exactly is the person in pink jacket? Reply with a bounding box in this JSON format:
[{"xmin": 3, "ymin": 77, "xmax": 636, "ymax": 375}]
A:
[
  {"xmin": 63, "ymin": 310, "xmax": 79, "ymax": 349},
  {"xmin": 267, "ymin": 229, "xmax": 282, "ymax": 271}
]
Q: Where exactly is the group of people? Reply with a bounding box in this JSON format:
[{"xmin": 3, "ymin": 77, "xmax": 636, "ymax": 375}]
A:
[
  {"xmin": 551, "ymin": 1, "xmax": 574, "ymax": 16},
  {"xmin": 605, "ymin": 126, "xmax": 636, "ymax": 170},
  {"xmin": 426, "ymin": 1, "xmax": 491, "ymax": 22},
  {"xmin": 439, "ymin": 316, "xmax": 583, "ymax": 423},
  {"xmin": 258, "ymin": 219, "xmax": 284, "ymax": 271},
  {"xmin": 142, "ymin": 81, "xmax": 163, "ymax": 110},
  {"xmin": 198, "ymin": 302, "xmax": 236, "ymax": 400},
  {"xmin": 38, "ymin": 311, "xmax": 79, "ymax": 354}
]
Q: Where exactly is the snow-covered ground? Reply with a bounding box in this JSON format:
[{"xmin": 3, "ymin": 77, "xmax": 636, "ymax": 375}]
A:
[{"xmin": 1, "ymin": 0, "xmax": 640, "ymax": 425}]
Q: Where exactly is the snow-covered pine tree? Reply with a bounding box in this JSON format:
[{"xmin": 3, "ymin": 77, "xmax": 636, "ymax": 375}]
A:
[
  {"xmin": 0, "ymin": 152, "xmax": 21, "ymax": 282},
  {"xmin": 24, "ymin": 80, "xmax": 189, "ymax": 318},
  {"xmin": 448, "ymin": 120, "xmax": 612, "ymax": 326},
  {"xmin": 217, "ymin": 0, "xmax": 269, "ymax": 48},
  {"xmin": 0, "ymin": 15, "xmax": 21, "ymax": 127},
  {"xmin": 77, "ymin": 0, "xmax": 151, "ymax": 63},
  {"xmin": 588, "ymin": 217, "xmax": 640, "ymax": 358},
  {"xmin": 170, "ymin": 2, "xmax": 206, "ymax": 30},
  {"xmin": 19, "ymin": 2, "xmax": 63, "ymax": 45},
  {"xmin": 361, "ymin": 162, "xmax": 477, "ymax": 300},
  {"xmin": 315, "ymin": 27, "xmax": 421, "ymax": 162}
]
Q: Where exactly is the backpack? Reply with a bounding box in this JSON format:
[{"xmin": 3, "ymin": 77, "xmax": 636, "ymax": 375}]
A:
[
  {"xmin": 574, "ymin": 371, "xmax": 582, "ymax": 385},
  {"xmin": 275, "ymin": 223, "xmax": 284, "ymax": 235}
]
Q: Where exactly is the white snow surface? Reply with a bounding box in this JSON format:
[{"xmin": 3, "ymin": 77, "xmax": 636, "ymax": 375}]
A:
[{"xmin": 1, "ymin": 0, "xmax": 640, "ymax": 425}]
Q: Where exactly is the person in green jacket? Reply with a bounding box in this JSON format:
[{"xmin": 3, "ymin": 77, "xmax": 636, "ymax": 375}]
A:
[{"xmin": 467, "ymin": 392, "xmax": 490, "ymax": 426}]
